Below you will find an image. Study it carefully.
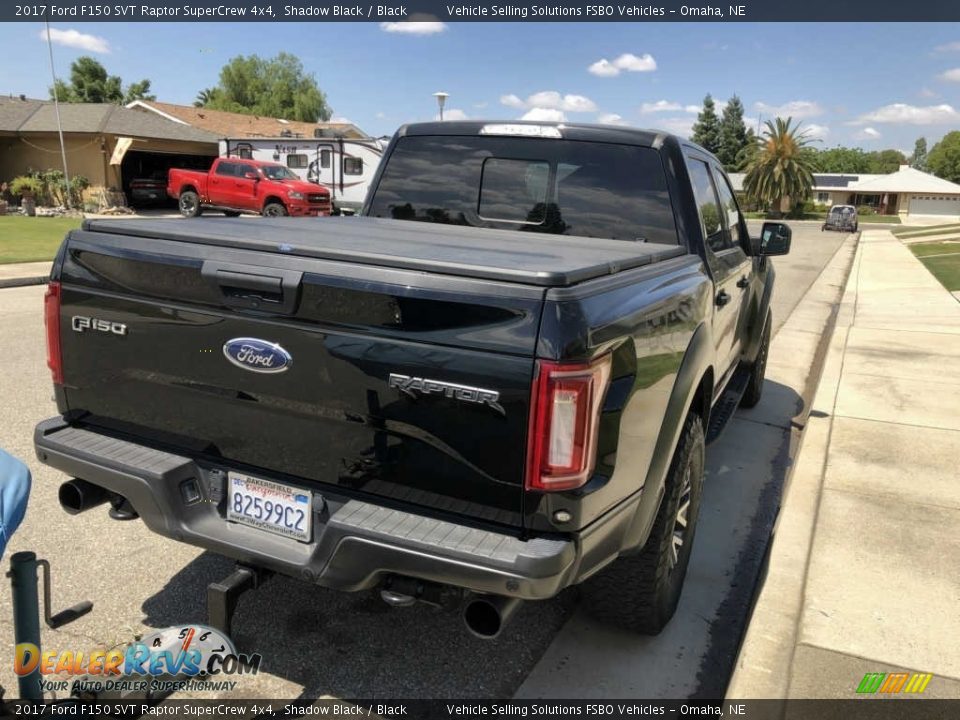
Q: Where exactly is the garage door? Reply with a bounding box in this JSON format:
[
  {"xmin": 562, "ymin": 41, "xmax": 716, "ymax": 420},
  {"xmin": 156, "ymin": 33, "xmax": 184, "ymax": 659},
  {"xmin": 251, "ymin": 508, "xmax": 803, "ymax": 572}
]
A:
[{"xmin": 909, "ymin": 195, "xmax": 960, "ymax": 216}]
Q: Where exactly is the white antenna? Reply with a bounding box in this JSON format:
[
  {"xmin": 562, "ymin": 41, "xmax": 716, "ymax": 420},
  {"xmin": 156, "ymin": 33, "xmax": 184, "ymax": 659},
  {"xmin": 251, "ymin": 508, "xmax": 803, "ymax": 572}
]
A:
[{"xmin": 45, "ymin": 19, "xmax": 72, "ymax": 209}]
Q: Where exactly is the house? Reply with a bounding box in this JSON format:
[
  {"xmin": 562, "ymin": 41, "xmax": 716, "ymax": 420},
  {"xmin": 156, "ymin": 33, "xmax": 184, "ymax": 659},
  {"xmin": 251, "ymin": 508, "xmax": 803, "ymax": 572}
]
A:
[
  {"xmin": 0, "ymin": 95, "xmax": 219, "ymax": 202},
  {"xmin": 729, "ymin": 165, "xmax": 960, "ymax": 219},
  {"xmin": 126, "ymin": 100, "xmax": 368, "ymax": 141}
]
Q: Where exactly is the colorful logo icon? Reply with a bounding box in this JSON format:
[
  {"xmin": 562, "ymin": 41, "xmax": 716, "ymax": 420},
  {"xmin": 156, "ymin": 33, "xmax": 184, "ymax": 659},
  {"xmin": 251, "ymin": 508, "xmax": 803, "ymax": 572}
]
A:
[{"xmin": 856, "ymin": 672, "xmax": 933, "ymax": 694}]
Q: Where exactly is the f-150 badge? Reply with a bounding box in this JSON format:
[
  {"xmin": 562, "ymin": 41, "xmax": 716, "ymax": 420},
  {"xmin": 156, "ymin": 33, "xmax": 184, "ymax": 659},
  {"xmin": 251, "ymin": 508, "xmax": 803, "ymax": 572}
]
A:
[
  {"xmin": 223, "ymin": 338, "xmax": 292, "ymax": 374},
  {"xmin": 388, "ymin": 373, "xmax": 504, "ymax": 415}
]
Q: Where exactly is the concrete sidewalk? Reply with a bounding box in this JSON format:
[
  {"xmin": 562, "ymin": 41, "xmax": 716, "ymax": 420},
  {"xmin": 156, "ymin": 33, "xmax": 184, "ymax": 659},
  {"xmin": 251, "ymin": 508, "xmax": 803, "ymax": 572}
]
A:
[
  {"xmin": 727, "ymin": 229, "xmax": 960, "ymax": 699},
  {"xmin": 0, "ymin": 261, "xmax": 52, "ymax": 288}
]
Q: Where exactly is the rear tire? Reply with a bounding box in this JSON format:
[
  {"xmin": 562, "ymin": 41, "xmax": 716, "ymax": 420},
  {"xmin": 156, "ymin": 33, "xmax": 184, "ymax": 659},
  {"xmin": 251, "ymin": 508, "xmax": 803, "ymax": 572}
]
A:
[
  {"xmin": 581, "ymin": 411, "xmax": 706, "ymax": 634},
  {"xmin": 263, "ymin": 202, "xmax": 287, "ymax": 217},
  {"xmin": 740, "ymin": 311, "xmax": 771, "ymax": 408},
  {"xmin": 178, "ymin": 191, "xmax": 201, "ymax": 218}
]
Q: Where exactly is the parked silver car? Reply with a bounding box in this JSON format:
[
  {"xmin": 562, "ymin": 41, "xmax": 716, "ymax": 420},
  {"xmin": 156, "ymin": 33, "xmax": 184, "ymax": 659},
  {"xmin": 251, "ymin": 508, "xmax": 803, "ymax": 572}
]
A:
[{"xmin": 822, "ymin": 204, "xmax": 858, "ymax": 232}]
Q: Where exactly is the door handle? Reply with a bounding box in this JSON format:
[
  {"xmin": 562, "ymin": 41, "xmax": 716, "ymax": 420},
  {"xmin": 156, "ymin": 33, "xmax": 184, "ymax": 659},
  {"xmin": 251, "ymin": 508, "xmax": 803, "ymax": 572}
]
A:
[
  {"xmin": 716, "ymin": 290, "xmax": 731, "ymax": 307},
  {"xmin": 736, "ymin": 275, "xmax": 750, "ymax": 289}
]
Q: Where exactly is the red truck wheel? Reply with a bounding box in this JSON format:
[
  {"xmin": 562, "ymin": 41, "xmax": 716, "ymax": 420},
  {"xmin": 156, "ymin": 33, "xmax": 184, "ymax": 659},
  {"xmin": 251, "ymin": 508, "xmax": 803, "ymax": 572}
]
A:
[
  {"xmin": 179, "ymin": 191, "xmax": 201, "ymax": 218},
  {"xmin": 263, "ymin": 202, "xmax": 288, "ymax": 217}
]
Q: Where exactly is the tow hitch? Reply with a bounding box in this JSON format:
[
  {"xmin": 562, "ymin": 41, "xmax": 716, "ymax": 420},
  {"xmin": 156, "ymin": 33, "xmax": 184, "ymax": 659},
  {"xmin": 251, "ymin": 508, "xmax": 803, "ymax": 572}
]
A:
[{"xmin": 207, "ymin": 564, "xmax": 271, "ymax": 636}]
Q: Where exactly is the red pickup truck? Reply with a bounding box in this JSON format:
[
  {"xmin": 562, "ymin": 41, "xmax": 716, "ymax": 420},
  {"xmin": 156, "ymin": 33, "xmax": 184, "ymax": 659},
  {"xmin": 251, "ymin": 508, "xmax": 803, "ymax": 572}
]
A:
[{"xmin": 167, "ymin": 157, "xmax": 332, "ymax": 218}]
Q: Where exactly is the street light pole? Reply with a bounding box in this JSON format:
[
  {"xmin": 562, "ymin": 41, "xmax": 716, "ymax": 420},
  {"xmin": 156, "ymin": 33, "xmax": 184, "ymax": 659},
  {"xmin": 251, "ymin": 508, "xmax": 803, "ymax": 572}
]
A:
[{"xmin": 433, "ymin": 91, "xmax": 449, "ymax": 121}]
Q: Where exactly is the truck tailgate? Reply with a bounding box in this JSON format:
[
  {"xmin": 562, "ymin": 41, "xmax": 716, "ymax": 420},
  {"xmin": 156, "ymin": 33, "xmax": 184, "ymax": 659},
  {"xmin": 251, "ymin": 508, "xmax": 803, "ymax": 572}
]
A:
[{"xmin": 55, "ymin": 226, "xmax": 551, "ymax": 527}]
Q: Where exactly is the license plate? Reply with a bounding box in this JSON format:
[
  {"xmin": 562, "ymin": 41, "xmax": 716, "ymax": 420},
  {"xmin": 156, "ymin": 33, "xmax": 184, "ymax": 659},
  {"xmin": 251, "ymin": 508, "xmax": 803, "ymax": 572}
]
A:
[{"xmin": 226, "ymin": 472, "xmax": 312, "ymax": 542}]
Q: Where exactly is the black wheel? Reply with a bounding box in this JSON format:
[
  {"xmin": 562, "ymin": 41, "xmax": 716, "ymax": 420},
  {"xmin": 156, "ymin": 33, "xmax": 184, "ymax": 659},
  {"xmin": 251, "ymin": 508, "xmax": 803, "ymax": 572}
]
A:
[
  {"xmin": 581, "ymin": 411, "xmax": 706, "ymax": 634},
  {"xmin": 262, "ymin": 202, "xmax": 288, "ymax": 217},
  {"xmin": 740, "ymin": 311, "xmax": 771, "ymax": 408},
  {"xmin": 178, "ymin": 191, "xmax": 201, "ymax": 218},
  {"xmin": 853, "ymin": 223, "xmax": 859, "ymax": 233},
  {"xmin": 223, "ymin": 210, "xmax": 241, "ymax": 217}
]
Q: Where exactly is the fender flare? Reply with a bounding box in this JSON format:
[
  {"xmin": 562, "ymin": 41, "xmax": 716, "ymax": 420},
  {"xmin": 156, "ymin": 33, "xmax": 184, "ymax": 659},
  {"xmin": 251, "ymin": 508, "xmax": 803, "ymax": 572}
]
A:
[{"xmin": 619, "ymin": 322, "xmax": 714, "ymax": 553}]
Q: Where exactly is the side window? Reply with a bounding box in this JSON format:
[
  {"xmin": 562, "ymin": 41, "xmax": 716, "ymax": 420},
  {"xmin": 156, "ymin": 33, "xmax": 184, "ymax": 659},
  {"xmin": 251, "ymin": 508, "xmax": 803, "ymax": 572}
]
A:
[
  {"xmin": 343, "ymin": 157, "xmax": 363, "ymax": 175},
  {"xmin": 287, "ymin": 153, "xmax": 308, "ymax": 169},
  {"xmin": 237, "ymin": 164, "xmax": 257, "ymax": 178},
  {"xmin": 215, "ymin": 162, "xmax": 236, "ymax": 177},
  {"xmin": 687, "ymin": 160, "xmax": 728, "ymax": 253},
  {"xmin": 320, "ymin": 149, "xmax": 331, "ymax": 169},
  {"xmin": 713, "ymin": 168, "xmax": 746, "ymax": 250}
]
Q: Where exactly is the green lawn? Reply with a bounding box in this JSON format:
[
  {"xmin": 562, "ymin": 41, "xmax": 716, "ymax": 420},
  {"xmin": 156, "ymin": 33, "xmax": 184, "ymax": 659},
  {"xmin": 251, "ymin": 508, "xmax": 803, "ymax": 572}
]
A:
[
  {"xmin": 859, "ymin": 215, "xmax": 902, "ymax": 224},
  {"xmin": 910, "ymin": 241, "xmax": 960, "ymax": 291},
  {"xmin": 893, "ymin": 223, "xmax": 960, "ymax": 238},
  {"xmin": 0, "ymin": 216, "xmax": 82, "ymax": 264}
]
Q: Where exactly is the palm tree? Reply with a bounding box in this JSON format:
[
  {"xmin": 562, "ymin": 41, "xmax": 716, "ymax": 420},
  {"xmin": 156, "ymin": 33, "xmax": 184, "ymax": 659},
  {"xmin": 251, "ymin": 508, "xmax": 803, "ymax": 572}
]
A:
[
  {"xmin": 194, "ymin": 88, "xmax": 219, "ymax": 108},
  {"xmin": 743, "ymin": 117, "xmax": 817, "ymax": 215}
]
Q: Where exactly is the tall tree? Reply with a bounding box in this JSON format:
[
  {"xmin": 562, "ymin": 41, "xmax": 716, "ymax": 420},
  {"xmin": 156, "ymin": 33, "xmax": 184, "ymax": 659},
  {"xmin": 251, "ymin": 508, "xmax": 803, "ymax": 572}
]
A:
[
  {"xmin": 816, "ymin": 146, "xmax": 870, "ymax": 173},
  {"xmin": 927, "ymin": 131, "xmax": 960, "ymax": 183},
  {"xmin": 49, "ymin": 56, "xmax": 152, "ymax": 105},
  {"xmin": 717, "ymin": 95, "xmax": 749, "ymax": 170},
  {"xmin": 910, "ymin": 137, "xmax": 929, "ymax": 172},
  {"xmin": 204, "ymin": 53, "xmax": 331, "ymax": 122},
  {"xmin": 691, "ymin": 95, "xmax": 721, "ymax": 155},
  {"xmin": 744, "ymin": 117, "xmax": 817, "ymax": 214},
  {"xmin": 865, "ymin": 149, "xmax": 907, "ymax": 174}
]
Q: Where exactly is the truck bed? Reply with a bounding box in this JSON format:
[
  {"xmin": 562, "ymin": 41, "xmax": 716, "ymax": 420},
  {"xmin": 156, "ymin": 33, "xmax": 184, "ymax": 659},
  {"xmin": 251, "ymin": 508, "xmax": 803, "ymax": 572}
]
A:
[{"xmin": 83, "ymin": 217, "xmax": 685, "ymax": 287}]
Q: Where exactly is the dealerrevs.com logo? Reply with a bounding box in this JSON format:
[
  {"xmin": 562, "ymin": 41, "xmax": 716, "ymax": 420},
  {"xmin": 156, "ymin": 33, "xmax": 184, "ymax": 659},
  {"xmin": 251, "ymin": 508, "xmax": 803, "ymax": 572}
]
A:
[{"xmin": 15, "ymin": 624, "xmax": 262, "ymax": 695}]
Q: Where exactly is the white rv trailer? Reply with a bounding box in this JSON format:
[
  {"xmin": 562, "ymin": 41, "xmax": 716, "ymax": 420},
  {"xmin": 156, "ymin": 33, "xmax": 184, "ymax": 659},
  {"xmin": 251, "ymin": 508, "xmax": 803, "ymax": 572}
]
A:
[{"xmin": 219, "ymin": 134, "xmax": 385, "ymax": 214}]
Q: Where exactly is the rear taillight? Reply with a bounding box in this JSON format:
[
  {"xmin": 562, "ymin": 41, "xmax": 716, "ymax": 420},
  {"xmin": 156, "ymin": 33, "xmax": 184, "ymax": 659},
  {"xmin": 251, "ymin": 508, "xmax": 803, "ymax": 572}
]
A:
[
  {"xmin": 526, "ymin": 354, "xmax": 612, "ymax": 492},
  {"xmin": 44, "ymin": 281, "xmax": 63, "ymax": 385}
]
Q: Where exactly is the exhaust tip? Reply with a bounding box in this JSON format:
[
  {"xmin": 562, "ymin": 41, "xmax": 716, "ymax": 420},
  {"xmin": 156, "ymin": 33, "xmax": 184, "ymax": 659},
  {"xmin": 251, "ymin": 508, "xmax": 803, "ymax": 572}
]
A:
[
  {"xmin": 58, "ymin": 479, "xmax": 108, "ymax": 515},
  {"xmin": 464, "ymin": 599, "xmax": 503, "ymax": 639}
]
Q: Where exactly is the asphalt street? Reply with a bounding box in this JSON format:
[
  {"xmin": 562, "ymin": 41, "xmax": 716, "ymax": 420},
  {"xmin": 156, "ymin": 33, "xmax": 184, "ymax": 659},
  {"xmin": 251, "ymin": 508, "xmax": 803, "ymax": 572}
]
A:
[{"xmin": 0, "ymin": 223, "xmax": 849, "ymax": 700}]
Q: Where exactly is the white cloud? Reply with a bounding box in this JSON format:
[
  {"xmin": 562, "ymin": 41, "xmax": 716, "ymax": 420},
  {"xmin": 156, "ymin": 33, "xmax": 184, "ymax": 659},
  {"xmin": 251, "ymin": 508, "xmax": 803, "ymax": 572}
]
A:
[
  {"xmin": 588, "ymin": 53, "xmax": 657, "ymax": 77},
  {"xmin": 473, "ymin": 101, "xmax": 488, "ymax": 109},
  {"xmin": 852, "ymin": 103, "xmax": 960, "ymax": 125},
  {"xmin": 857, "ymin": 127, "xmax": 882, "ymax": 140},
  {"xmin": 41, "ymin": 28, "xmax": 110, "ymax": 54},
  {"xmin": 918, "ymin": 87, "xmax": 939, "ymax": 99},
  {"xmin": 500, "ymin": 91, "xmax": 597, "ymax": 113},
  {"xmin": 639, "ymin": 100, "xmax": 701, "ymax": 114},
  {"xmin": 521, "ymin": 107, "xmax": 567, "ymax": 122},
  {"xmin": 379, "ymin": 21, "xmax": 447, "ymax": 35},
  {"xmin": 753, "ymin": 100, "xmax": 823, "ymax": 119},
  {"xmin": 653, "ymin": 117, "xmax": 696, "ymax": 138},
  {"xmin": 437, "ymin": 108, "xmax": 468, "ymax": 121},
  {"xmin": 330, "ymin": 116, "xmax": 354, "ymax": 124},
  {"xmin": 804, "ymin": 123, "xmax": 830, "ymax": 140},
  {"xmin": 597, "ymin": 113, "xmax": 628, "ymax": 126},
  {"xmin": 375, "ymin": 111, "xmax": 386, "ymax": 119},
  {"xmin": 940, "ymin": 68, "xmax": 960, "ymax": 82},
  {"xmin": 934, "ymin": 41, "xmax": 960, "ymax": 52}
]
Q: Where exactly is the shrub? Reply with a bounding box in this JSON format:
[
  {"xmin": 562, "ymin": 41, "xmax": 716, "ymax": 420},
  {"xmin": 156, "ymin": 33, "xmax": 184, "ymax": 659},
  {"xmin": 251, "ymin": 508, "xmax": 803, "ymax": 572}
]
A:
[
  {"xmin": 856, "ymin": 205, "xmax": 877, "ymax": 216},
  {"xmin": 9, "ymin": 176, "xmax": 43, "ymax": 198}
]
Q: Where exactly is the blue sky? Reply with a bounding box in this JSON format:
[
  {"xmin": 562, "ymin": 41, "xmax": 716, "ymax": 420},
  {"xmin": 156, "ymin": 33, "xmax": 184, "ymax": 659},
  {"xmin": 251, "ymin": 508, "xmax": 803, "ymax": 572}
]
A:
[{"xmin": 2, "ymin": 21, "xmax": 960, "ymax": 153}]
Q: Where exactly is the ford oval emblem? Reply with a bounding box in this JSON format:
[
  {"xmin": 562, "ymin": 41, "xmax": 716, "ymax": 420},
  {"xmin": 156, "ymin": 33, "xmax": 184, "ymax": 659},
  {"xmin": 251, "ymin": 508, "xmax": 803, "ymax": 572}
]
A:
[{"xmin": 222, "ymin": 338, "xmax": 292, "ymax": 374}]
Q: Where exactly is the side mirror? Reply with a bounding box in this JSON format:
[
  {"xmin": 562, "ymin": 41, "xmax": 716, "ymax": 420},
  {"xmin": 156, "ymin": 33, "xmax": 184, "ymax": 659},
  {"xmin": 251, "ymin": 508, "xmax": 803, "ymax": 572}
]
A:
[
  {"xmin": 759, "ymin": 222, "xmax": 791, "ymax": 256},
  {"xmin": 244, "ymin": 172, "xmax": 259, "ymax": 180}
]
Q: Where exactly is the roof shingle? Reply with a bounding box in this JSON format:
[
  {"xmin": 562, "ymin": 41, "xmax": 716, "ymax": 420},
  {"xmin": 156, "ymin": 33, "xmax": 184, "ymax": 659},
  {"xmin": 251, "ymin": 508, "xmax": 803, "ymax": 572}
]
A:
[{"xmin": 128, "ymin": 100, "xmax": 367, "ymax": 140}]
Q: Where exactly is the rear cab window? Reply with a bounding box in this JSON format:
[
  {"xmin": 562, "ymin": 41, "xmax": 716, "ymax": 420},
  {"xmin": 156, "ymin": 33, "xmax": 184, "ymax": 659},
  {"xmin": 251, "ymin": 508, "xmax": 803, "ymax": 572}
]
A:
[{"xmin": 368, "ymin": 135, "xmax": 679, "ymax": 245}]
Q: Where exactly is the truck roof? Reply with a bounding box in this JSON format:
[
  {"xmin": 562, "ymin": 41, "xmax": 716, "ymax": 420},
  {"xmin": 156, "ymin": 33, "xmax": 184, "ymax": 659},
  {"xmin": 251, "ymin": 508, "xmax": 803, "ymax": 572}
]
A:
[
  {"xmin": 396, "ymin": 120, "xmax": 712, "ymax": 156},
  {"xmin": 81, "ymin": 217, "xmax": 686, "ymax": 287}
]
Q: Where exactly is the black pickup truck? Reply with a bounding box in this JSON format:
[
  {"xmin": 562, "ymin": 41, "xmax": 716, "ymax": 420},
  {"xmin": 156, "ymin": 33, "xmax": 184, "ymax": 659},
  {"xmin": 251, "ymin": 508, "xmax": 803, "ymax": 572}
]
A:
[{"xmin": 35, "ymin": 122, "xmax": 789, "ymax": 639}]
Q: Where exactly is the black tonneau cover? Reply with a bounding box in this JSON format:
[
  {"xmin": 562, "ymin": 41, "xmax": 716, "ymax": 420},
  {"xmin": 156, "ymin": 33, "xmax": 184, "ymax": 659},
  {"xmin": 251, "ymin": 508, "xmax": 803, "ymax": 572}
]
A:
[{"xmin": 83, "ymin": 217, "xmax": 685, "ymax": 287}]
